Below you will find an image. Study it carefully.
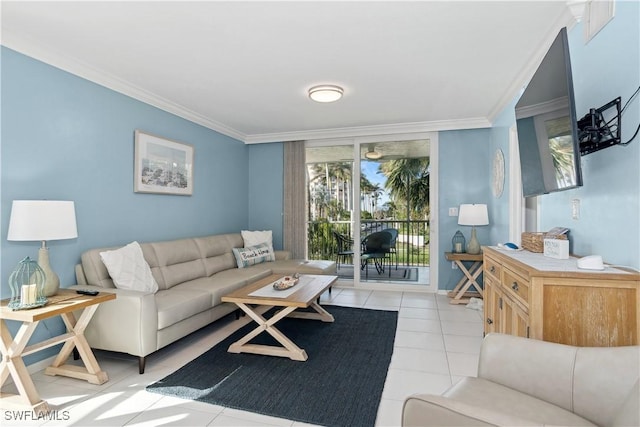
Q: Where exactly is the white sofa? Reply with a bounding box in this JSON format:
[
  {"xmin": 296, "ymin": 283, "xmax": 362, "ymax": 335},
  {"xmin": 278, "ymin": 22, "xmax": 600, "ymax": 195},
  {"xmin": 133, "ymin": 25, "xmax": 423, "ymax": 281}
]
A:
[
  {"xmin": 73, "ymin": 233, "xmax": 335, "ymax": 373},
  {"xmin": 402, "ymin": 333, "xmax": 639, "ymax": 427}
]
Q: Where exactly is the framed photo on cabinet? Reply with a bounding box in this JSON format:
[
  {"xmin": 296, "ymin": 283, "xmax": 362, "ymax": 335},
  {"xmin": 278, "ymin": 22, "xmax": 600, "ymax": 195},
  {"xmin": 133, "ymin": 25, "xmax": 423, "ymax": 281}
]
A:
[{"xmin": 134, "ymin": 130, "xmax": 194, "ymax": 196}]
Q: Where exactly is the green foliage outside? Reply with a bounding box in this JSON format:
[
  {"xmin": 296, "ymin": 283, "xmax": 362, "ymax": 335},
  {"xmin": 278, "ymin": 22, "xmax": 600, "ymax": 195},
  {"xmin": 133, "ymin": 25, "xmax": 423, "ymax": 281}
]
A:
[{"xmin": 306, "ymin": 156, "xmax": 431, "ymax": 266}]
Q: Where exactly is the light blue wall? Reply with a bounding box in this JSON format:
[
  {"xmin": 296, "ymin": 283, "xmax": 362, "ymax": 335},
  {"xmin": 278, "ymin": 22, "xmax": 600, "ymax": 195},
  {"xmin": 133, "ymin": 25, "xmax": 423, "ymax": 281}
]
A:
[
  {"xmin": 438, "ymin": 128, "xmax": 492, "ymax": 290},
  {"xmin": 1, "ymin": 47, "xmax": 250, "ymax": 363},
  {"xmin": 539, "ymin": 4, "xmax": 639, "ymax": 267},
  {"xmin": 488, "ymin": 97, "xmax": 518, "ymax": 247},
  {"xmin": 490, "ymin": 3, "xmax": 640, "ymax": 268},
  {"xmin": 247, "ymin": 142, "xmax": 284, "ymax": 249}
]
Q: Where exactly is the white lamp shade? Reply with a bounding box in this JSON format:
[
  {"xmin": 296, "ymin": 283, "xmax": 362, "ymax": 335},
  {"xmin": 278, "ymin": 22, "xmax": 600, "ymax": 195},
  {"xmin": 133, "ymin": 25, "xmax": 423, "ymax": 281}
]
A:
[
  {"xmin": 458, "ymin": 204, "xmax": 489, "ymax": 226},
  {"xmin": 8, "ymin": 200, "xmax": 78, "ymax": 241}
]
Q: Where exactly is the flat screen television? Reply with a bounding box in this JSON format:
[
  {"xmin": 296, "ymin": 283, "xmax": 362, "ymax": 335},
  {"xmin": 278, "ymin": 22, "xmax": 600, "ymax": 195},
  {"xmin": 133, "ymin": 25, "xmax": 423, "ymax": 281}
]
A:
[{"xmin": 515, "ymin": 27, "xmax": 583, "ymax": 198}]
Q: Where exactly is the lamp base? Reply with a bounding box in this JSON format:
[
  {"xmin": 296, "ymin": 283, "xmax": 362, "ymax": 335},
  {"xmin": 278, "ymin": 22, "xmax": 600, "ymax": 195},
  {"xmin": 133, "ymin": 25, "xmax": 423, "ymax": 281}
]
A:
[
  {"xmin": 466, "ymin": 227, "xmax": 482, "ymax": 255},
  {"xmin": 38, "ymin": 247, "xmax": 60, "ymax": 297}
]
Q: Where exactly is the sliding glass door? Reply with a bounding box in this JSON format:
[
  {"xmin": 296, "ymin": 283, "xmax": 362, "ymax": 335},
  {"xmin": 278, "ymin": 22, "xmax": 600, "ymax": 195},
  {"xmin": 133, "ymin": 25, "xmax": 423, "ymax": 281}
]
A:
[{"xmin": 305, "ymin": 137, "xmax": 433, "ymax": 290}]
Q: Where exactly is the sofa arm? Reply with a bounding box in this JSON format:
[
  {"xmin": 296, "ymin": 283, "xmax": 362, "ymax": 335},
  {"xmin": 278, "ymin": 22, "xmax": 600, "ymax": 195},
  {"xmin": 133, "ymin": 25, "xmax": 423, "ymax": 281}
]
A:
[
  {"xmin": 70, "ymin": 285, "xmax": 158, "ymax": 358},
  {"xmin": 402, "ymin": 394, "xmax": 541, "ymax": 427},
  {"xmin": 274, "ymin": 250, "xmax": 291, "ymax": 260}
]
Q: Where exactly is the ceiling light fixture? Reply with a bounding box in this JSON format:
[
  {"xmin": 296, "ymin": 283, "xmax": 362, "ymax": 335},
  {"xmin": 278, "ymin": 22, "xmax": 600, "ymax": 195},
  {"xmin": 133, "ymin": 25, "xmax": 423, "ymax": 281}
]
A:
[
  {"xmin": 308, "ymin": 85, "xmax": 344, "ymax": 103},
  {"xmin": 364, "ymin": 146, "xmax": 382, "ymax": 160}
]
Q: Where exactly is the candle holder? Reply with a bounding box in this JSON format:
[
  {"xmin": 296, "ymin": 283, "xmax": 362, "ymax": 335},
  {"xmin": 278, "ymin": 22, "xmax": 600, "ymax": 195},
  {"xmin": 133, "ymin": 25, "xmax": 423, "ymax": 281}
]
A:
[
  {"xmin": 452, "ymin": 230, "xmax": 466, "ymax": 254},
  {"xmin": 8, "ymin": 256, "xmax": 48, "ymax": 310}
]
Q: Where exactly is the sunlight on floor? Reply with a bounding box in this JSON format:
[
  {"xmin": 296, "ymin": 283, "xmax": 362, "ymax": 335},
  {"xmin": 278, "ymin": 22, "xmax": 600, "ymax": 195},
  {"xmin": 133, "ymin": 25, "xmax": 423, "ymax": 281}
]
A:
[{"xmin": 2, "ymin": 289, "xmax": 483, "ymax": 427}]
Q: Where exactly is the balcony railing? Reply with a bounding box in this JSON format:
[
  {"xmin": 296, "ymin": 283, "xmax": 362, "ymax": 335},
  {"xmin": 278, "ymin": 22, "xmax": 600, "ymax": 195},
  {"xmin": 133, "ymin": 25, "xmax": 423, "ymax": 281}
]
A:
[{"xmin": 307, "ymin": 219, "xmax": 430, "ymax": 266}]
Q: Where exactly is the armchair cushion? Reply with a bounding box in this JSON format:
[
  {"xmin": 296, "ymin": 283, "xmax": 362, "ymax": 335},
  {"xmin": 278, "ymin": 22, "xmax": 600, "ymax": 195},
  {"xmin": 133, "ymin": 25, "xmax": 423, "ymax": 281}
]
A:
[{"xmin": 402, "ymin": 334, "xmax": 639, "ymax": 427}]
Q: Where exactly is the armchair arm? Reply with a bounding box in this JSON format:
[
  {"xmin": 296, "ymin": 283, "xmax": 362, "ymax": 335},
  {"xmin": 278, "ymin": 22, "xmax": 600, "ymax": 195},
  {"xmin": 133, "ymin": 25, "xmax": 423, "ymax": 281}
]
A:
[
  {"xmin": 402, "ymin": 394, "xmax": 542, "ymax": 427},
  {"xmin": 70, "ymin": 285, "xmax": 158, "ymax": 358}
]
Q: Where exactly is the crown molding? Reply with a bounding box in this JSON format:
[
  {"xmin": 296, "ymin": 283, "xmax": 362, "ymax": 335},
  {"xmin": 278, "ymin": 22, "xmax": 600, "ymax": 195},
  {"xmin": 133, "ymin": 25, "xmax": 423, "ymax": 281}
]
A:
[
  {"xmin": 3, "ymin": 29, "xmax": 492, "ymax": 146},
  {"xmin": 515, "ymin": 97, "xmax": 569, "ymax": 120},
  {"xmin": 2, "ymin": 30, "xmax": 247, "ymax": 142},
  {"xmin": 244, "ymin": 117, "xmax": 491, "ymax": 144}
]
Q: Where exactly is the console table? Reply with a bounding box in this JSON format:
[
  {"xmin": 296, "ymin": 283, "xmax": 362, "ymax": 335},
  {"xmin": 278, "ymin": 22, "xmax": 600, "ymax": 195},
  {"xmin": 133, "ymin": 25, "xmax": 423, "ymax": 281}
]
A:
[
  {"xmin": 1, "ymin": 289, "xmax": 116, "ymax": 414},
  {"xmin": 445, "ymin": 252, "xmax": 484, "ymax": 304},
  {"xmin": 483, "ymin": 246, "xmax": 639, "ymax": 346}
]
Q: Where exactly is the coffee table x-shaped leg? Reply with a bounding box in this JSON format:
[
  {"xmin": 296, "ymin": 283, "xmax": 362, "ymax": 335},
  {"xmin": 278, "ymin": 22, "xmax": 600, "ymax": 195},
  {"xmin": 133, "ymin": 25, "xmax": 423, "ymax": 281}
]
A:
[{"xmin": 228, "ymin": 302, "xmax": 334, "ymax": 361}]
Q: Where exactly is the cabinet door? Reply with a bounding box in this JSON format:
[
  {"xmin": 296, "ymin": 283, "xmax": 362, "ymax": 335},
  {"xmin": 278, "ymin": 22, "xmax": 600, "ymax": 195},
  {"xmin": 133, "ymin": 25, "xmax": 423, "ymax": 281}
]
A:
[
  {"xmin": 483, "ymin": 277, "xmax": 501, "ymax": 335},
  {"xmin": 502, "ymin": 297, "xmax": 530, "ymax": 338}
]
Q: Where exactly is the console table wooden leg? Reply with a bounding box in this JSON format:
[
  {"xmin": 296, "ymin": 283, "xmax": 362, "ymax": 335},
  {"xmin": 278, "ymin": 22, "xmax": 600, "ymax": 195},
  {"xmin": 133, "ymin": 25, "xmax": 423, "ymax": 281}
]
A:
[{"xmin": 0, "ymin": 320, "xmax": 50, "ymax": 414}]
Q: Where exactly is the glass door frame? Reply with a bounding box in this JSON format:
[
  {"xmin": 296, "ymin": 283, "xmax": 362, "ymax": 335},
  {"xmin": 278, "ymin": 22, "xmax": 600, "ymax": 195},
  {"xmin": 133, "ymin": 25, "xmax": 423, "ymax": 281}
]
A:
[{"xmin": 305, "ymin": 132, "xmax": 439, "ymax": 292}]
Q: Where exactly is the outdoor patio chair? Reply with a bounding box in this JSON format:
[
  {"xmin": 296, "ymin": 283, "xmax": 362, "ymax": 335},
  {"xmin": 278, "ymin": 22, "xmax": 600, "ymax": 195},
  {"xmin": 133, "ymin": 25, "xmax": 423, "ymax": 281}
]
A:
[
  {"xmin": 361, "ymin": 230, "xmax": 393, "ymax": 277},
  {"xmin": 386, "ymin": 228, "xmax": 399, "ymax": 270},
  {"xmin": 333, "ymin": 231, "xmax": 354, "ymax": 269}
]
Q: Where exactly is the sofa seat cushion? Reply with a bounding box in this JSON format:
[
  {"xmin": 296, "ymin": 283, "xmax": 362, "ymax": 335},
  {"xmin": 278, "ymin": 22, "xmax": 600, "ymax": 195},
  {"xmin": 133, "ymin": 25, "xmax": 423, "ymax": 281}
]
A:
[
  {"xmin": 444, "ymin": 377, "xmax": 597, "ymax": 426},
  {"xmin": 155, "ymin": 288, "xmax": 212, "ymax": 330},
  {"xmin": 174, "ymin": 269, "xmax": 272, "ymax": 306}
]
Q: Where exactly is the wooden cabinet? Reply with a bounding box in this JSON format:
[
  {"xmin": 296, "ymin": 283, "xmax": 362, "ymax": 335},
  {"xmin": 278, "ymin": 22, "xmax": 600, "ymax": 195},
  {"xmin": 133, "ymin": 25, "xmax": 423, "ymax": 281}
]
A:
[
  {"xmin": 483, "ymin": 275, "xmax": 502, "ymax": 334},
  {"xmin": 483, "ymin": 246, "xmax": 639, "ymax": 347}
]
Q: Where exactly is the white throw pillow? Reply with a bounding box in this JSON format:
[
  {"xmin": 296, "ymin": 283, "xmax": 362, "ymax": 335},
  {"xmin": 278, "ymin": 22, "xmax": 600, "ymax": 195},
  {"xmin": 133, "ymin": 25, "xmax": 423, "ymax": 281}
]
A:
[
  {"xmin": 99, "ymin": 241, "xmax": 159, "ymax": 293},
  {"xmin": 241, "ymin": 229, "xmax": 274, "ymax": 255},
  {"xmin": 232, "ymin": 243, "xmax": 275, "ymax": 268},
  {"xmin": 241, "ymin": 229, "xmax": 273, "ymax": 247}
]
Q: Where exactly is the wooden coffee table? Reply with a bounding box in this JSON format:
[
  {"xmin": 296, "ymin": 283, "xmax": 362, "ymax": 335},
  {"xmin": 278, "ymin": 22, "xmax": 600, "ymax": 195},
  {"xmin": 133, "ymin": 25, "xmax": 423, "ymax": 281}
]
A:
[{"xmin": 221, "ymin": 274, "xmax": 337, "ymax": 361}]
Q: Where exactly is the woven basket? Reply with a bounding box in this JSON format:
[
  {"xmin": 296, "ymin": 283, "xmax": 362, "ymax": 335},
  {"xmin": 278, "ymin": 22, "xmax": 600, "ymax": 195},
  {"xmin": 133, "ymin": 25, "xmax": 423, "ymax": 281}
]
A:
[{"xmin": 521, "ymin": 232, "xmax": 568, "ymax": 253}]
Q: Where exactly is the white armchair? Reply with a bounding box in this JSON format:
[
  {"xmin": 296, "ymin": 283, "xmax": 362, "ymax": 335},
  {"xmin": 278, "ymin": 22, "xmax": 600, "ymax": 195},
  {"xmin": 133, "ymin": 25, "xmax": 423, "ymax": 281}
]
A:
[{"xmin": 402, "ymin": 333, "xmax": 639, "ymax": 427}]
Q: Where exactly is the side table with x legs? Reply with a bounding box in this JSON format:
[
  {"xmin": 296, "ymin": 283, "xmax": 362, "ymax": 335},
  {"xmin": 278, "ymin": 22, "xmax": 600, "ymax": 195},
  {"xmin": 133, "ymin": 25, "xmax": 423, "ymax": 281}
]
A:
[
  {"xmin": 445, "ymin": 252, "xmax": 484, "ymax": 304},
  {"xmin": 1, "ymin": 289, "xmax": 115, "ymax": 414}
]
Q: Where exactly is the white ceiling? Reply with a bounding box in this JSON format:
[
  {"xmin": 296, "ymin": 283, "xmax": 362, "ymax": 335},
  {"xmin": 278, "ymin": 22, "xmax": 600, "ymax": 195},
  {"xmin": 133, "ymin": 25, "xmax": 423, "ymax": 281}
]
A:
[{"xmin": 1, "ymin": 1, "xmax": 582, "ymax": 144}]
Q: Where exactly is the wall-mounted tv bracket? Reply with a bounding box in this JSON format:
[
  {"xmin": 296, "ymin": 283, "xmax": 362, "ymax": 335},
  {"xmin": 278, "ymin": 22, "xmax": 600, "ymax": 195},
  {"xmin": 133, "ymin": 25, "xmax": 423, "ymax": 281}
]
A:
[{"xmin": 578, "ymin": 96, "xmax": 621, "ymax": 155}]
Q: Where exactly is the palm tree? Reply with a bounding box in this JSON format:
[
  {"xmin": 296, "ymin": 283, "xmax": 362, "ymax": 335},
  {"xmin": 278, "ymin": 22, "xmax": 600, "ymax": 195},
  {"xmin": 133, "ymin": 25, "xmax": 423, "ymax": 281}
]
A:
[
  {"xmin": 360, "ymin": 175, "xmax": 376, "ymax": 215},
  {"xmin": 370, "ymin": 183, "xmax": 383, "ymax": 218},
  {"xmin": 380, "ymin": 158, "xmax": 430, "ymax": 219},
  {"xmin": 331, "ymin": 162, "xmax": 352, "ymax": 211},
  {"xmin": 308, "ymin": 162, "xmax": 354, "ymax": 221}
]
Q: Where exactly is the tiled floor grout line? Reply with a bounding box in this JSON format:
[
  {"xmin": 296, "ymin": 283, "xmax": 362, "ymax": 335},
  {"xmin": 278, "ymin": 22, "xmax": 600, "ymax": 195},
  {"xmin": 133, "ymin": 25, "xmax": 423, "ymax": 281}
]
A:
[{"xmin": 2, "ymin": 288, "xmax": 484, "ymax": 427}]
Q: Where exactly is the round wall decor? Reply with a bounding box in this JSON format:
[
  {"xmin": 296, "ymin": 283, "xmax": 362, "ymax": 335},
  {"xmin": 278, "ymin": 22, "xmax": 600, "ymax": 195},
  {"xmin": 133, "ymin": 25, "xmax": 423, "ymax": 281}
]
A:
[{"xmin": 492, "ymin": 148, "xmax": 505, "ymax": 198}]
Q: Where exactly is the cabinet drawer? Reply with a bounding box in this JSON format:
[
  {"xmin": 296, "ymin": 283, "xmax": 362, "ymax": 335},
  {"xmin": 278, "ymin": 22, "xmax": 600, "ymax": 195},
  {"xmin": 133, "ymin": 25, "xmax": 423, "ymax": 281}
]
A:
[
  {"xmin": 502, "ymin": 268, "xmax": 530, "ymax": 309},
  {"xmin": 484, "ymin": 256, "xmax": 502, "ymax": 280}
]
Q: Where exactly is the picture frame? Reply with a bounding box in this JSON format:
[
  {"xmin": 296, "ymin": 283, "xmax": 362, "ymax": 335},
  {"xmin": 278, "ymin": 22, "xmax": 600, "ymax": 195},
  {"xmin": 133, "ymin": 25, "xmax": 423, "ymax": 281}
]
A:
[{"xmin": 134, "ymin": 130, "xmax": 194, "ymax": 196}]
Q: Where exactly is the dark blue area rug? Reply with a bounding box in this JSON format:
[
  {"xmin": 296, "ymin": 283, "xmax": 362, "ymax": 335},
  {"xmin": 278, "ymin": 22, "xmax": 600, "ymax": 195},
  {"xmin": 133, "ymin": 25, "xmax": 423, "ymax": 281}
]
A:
[{"xmin": 147, "ymin": 305, "xmax": 398, "ymax": 427}]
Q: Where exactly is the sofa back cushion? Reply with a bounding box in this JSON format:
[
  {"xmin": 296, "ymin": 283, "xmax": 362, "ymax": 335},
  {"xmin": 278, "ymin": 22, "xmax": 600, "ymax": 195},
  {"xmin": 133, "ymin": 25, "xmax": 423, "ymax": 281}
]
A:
[
  {"xmin": 147, "ymin": 238, "xmax": 206, "ymax": 290},
  {"xmin": 79, "ymin": 234, "xmax": 244, "ymax": 290},
  {"xmin": 194, "ymin": 234, "xmax": 241, "ymax": 276}
]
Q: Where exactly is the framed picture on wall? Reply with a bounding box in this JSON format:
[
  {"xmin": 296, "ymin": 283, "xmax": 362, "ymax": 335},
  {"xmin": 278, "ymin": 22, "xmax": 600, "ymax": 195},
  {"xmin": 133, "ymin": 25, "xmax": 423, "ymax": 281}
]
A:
[{"xmin": 134, "ymin": 130, "xmax": 194, "ymax": 196}]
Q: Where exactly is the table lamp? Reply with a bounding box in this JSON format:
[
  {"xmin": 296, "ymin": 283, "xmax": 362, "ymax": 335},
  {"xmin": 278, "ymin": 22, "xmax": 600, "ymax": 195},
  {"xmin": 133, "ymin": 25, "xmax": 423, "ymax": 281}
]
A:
[
  {"xmin": 7, "ymin": 200, "xmax": 78, "ymax": 297},
  {"xmin": 458, "ymin": 204, "xmax": 489, "ymax": 255}
]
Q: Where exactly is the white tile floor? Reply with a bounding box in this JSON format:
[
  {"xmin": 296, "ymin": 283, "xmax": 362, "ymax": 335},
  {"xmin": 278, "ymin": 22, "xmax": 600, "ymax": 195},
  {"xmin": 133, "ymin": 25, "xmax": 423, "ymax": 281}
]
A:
[{"xmin": 2, "ymin": 288, "xmax": 484, "ymax": 427}]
